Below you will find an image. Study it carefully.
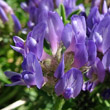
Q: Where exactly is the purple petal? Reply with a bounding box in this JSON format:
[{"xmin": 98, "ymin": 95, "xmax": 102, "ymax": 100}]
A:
[
  {"xmin": 102, "ymin": 24, "xmax": 110, "ymax": 54},
  {"xmin": 6, "ymin": 81, "xmax": 25, "ymax": 86},
  {"xmin": 54, "ymin": 54, "xmax": 64, "ymax": 79},
  {"xmin": 39, "ymin": 0, "xmax": 54, "ymax": 12},
  {"xmin": 0, "ymin": 7, "xmax": 8, "ymax": 23},
  {"xmin": 82, "ymin": 81, "xmax": 96, "ymax": 92},
  {"xmin": 20, "ymin": 2, "xmax": 29, "ymax": 12},
  {"xmin": 73, "ymin": 43, "xmax": 88, "ymax": 68},
  {"xmin": 13, "ymin": 36, "xmax": 25, "ymax": 48},
  {"xmin": 87, "ymin": 7, "xmax": 101, "ymax": 31},
  {"xmin": 27, "ymin": 22, "xmax": 46, "ymax": 60},
  {"xmin": 91, "ymin": 0, "xmax": 101, "ymax": 8},
  {"xmin": 102, "ymin": 49, "xmax": 110, "ymax": 70},
  {"xmin": 96, "ymin": 57, "xmax": 105, "ymax": 82},
  {"xmin": 5, "ymin": 71, "xmax": 21, "ymax": 79},
  {"xmin": 33, "ymin": 54, "xmax": 44, "ymax": 89},
  {"xmin": 102, "ymin": 0, "xmax": 108, "ymax": 14},
  {"xmin": 10, "ymin": 45, "xmax": 24, "ymax": 54},
  {"xmin": 55, "ymin": 76, "xmax": 66, "ymax": 96},
  {"xmin": 55, "ymin": 68, "xmax": 83, "ymax": 98},
  {"xmin": 86, "ymin": 40, "xmax": 97, "ymax": 65},
  {"xmin": 61, "ymin": 24, "xmax": 74, "ymax": 48},
  {"xmin": 46, "ymin": 11, "xmax": 64, "ymax": 55},
  {"xmin": 71, "ymin": 15, "xmax": 86, "ymax": 43},
  {"xmin": 22, "ymin": 70, "xmax": 36, "ymax": 86},
  {"xmin": 11, "ymin": 14, "xmax": 21, "ymax": 33},
  {"xmin": 27, "ymin": 37, "xmax": 37, "ymax": 54}
]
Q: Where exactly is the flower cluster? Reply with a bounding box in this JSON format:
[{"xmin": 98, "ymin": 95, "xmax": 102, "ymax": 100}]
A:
[
  {"xmin": 0, "ymin": 0, "xmax": 21, "ymax": 33},
  {"xmin": 5, "ymin": 0, "xmax": 110, "ymax": 99}
]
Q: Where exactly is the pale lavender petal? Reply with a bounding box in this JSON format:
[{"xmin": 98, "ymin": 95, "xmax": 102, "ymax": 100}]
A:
[
  {"xmin": 102, "ymin": 0, "xmax": 108, "ymax": 14},
  {"xmin": 48, "ymin": 11, "xmax": 64, "ymax": 42}
]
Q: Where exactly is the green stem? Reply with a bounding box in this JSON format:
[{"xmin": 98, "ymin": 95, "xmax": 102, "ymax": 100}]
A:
[{"xmin": 53, "ymin": 97, "xmax": 65, "ymax": 110}]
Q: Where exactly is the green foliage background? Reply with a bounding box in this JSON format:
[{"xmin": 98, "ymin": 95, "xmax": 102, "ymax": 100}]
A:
[{"xmin": 0, "ymin": 0, "xmax": 110, "ymax": 110}]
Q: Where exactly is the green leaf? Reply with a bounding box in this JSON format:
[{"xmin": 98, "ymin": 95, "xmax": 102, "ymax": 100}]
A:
[
  {"xmin": 67, "ymin": 10, "xmax": 81, "ymax": 20},
  {"xmin": 0, "ymin": 68, "xmax": 10, "ymax": 83}
]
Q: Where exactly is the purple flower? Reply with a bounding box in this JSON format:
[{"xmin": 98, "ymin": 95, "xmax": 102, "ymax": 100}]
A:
[
  {"xmin": 5, "ymin": 52, "xmax": 44, "ymax": 89},
  {"xmin": 91, "ymin": 13, "xmax": 110, "ymax": 52},
  {"xmin": 55, "ymin": 67, "xmax": 83, "ymax": 99},
  {"xmin": 83, "ymin": 57, "xmax": 105, "ymax": 92},
  {"xmin": 87, "ymin": 6, "xmax": 103, "ymax": 33},
  {"xmin": 40, "ymin": 11, "xmax": 64, "ymax": 55},
  {"xmin": 11, "ymin": 22, "xmax": 46, "ymax": 60}
]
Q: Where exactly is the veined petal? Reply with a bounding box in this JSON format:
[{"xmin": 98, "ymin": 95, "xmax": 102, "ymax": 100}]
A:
[{"xmin": 55, "ymin": 68, "xmax": 83, "ymax": 99}]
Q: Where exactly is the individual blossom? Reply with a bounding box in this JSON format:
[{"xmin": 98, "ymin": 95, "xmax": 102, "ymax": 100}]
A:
[
  {"xmin": 82, "ymin": 57, "xmax": 105, "ymax": 92},
  {"xmin": 11, "ymin": 22, "xmax": 47, "ymax": 60},
  {"xmin": 5, "ymin": 52, "xmax": 44, "ymax": 89},
  {"xmin": 54, "ymin": 55, "xmax": 83, "ymax": 99},
  {"xmin": 39, "ymin": 11, "xmax": 64, "ymax": 55}
]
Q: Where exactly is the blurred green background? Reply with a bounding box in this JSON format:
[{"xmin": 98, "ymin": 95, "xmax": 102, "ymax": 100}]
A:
[{"xmin": 0, "ymin": 0, "xmax": 110, "ymax": 110}]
